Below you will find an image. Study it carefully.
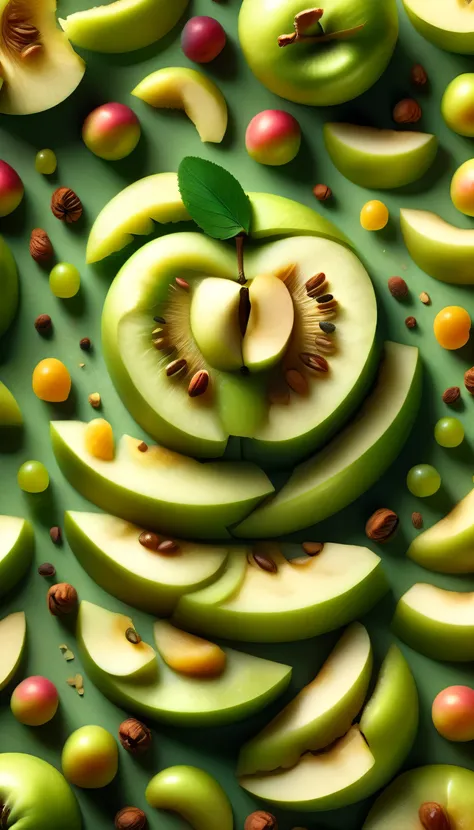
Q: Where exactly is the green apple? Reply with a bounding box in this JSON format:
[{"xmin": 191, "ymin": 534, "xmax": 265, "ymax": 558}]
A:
[
  {"xmin": 363, "ymin": 765, "xmax": 474, "ymax": 829},
  {"xmin": 173, "ymin": 544, "xmax": 388, "ymax": 642},
  {"xmin": 442, "ymin": 73, "xmax": 474, "ymax": 136},
  {"xmin": 324, "ymin": 123, "xmax": 438, "ymax": 189},
  {"xmin": 239, "ymin": 645, "xmax": 418, "ymax": 810},
  {"xmin": 238, "ymin": 0, "xmax": 398, "ymax": 106},
  {"xmin": 235, "ymin": 341, "xmax": 421, "ymax": 537},
  {"xmin": 0, "ymin": 516, "xmax": 34, "ymax": 598},
  {"xmin": 0, "ymin": 236, "xmax": 18, "ymax": 337},
  {"xmin": 238, "ymin": 623, "xmax": 372, "ymax": 775},
  {"xmin": 146, "ymin": 766, "xmax": 233, "ymax": 830},
  {"xmin": 62, "ymin": 725, "xmax": 118, "ymax": 789},
  {"xmin": 64, "ymin": 511, "xmax": 228, "ymax": 615},
  {"xmin": 400, "ymin": 208, "xmax": 474, "ymax": 284},
  {"xmin": 132, "ymin": 67, "xmax": 228, "ymax": 143},
  {"xmin": 0, "ymin": 753, "xmax": 81, "ymax": 829},
  {"xmin": 60, "ymin": 0, "xmax": 188, "ymax": 52},
  {"xmin": 392, "ymin": 583, "xmax": 474, "ymax": 661},
  {"xmin": 77, "ymin": 600, "xmax": 292, "ymax": 725},
  {"xmin": 407, "ymin": 488, "xmax": 474, "ymax": 573},
  {"xmin": 0, "ymin": 380, "xmax": 22, "ymax": 427},
  {"xmin": 50, "ymin": 420, "xmax": 273, "ymax": 539},
  {"xmin": 0, "ymin": 612, "xmax": 26, "ymax": 691},
  {"xmin": 402, "ymin": 0, "xmax": 474, "ymax": 54}
]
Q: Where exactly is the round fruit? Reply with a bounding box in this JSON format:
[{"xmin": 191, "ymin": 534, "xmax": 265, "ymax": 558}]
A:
[
  {"xmin": 17, "ymin": 460, "xmax": 49, "ymax": 493},
  {"xmin": 451, "ymin": 159, "xmax": 474, "ymax": 216},
  {"xmin": 49, "ymin": 262, "xmax": 81, "ymax": 299},
  {"xmin": 432, "ymin": 686, "xmax": 474, "ymax": 742},
  {"xmin": 82, "ymin": 103, "xmax": 141, "ymax": 161},
  {"xmin": 360, "ymin": 200, "xmax": 389, "ymax": 231},
  {"xmin": 32, "ymin": 358, "xmax": 71, "ymax": 402},
  {"xmin": 434, "ymin": 417, "xmax": 464, "ymax": 448},
  {"xmin": 181, "ymin": 16, "xmax": 226, "ymax": 63},
  {"xmin": 245, "ymin": 110, "xmax": 301, "ymax": 166},
  {"xmin": 433, "ymin": 306, "xmax": 471, "ymax": 350},
  {"xmin": 62, "ymin": 725, "xmax": 119, "ymax": 788},
  {"xmin": 0, "ymin": 160, "xmax": 23, "ymax": 217},
  {"xmin": 35, "ymin": 149, "xmax": 57, "ymax": 175},
  {"xmin": 442, "ymin": 74, "xmax": 474, "ymax": 137},
  {"xmin": 11, "ymin": 676, "xmax": 59, "ymax": 726},
  {"xmin": 407, "ymin": 464, "xmax": 441, "ymax": 498}
]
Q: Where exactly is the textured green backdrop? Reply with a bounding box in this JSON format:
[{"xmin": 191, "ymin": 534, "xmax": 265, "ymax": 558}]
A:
[{"xmin": 1, "ymin": 1, "xmax": 474, "ymax": 827}]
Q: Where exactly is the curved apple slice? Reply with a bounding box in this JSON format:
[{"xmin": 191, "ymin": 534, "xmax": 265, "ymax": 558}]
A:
[
  {"xmin": 324, "ymin": 123, "xmax": 438, "ymax": 189},
  {"xmin": 0, "ymin": 380, "xmax": 22, "ymax": 426},
  {"xmin": 0, "ymin": 516, "xmax": 34, "ymax": 598},
  {"xmin": 79, "ymin": 601, "xmax": 157, "ymax": 678},
  {"xmin": 407, "ymin": 489, "xmax": 474, "ymax": 573},
  {"xmin": 59, "ymin": 0, "xmax": 188, "ymax": 53},
  {"xmin": 132, "ymin": 67, "xmax": 228, "ymax": 143},
  {"xmin": 393, "ymin": 584, "xmax": 474, "ymax": 661},
  {"xmin": 146, "ymin": 766, "xmax": 233, "ymax": 830},
  {"xmin": 0, "ymin": 611, "xmax": 26, "ymax": 691},
  {"xmin": 400, "ymin": 208, "xmax": 474, "ymax": 284},
  {"xmin": 78, "ymin": 601, "xmax": 292, "ymax": 725},
  {"xmin": 0, "ymin": 236, "xmax": 18, "ymax": 337},
  {"xmin": 0, "ymin": 754, "xmax": 82, "ymax": 830},
  {"xmin": 402, "ymin": 0, "xmax": 474, "ymax": 54}
]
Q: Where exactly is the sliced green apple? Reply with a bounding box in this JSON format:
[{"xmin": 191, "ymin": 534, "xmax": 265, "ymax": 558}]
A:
[
  {"xmin": 407, "ymin": 489, "xmax": 474, "ymax": 573},
  {"xmin": 173, "ymin": 544, "xmax": 388, "ymax": 642},
  {"xmin": 78, "ymin": 601, "xmax": 157, "ymax": 678},
  {"xmin": 59, "ymin": 0, "xmax": 188, "ymax": 53},
  {"xmin": 51, "ymin": 421, "xmax": 273, "ymax": 540},
  {"xmin": 243, "ymin": 272, "xmax": 294, "ymax": 373},
  {"xmin": 402, "ymin": 0, "xmax": 474, "ymax": 54},
  {"xmin": 0, "ymin": 380, "xmax": 22, "ymax": 427},
  {"xmin": 0, "ymin": 235, "xmax": 18, "ymax": 337},
  {"xmin": 146, "ymin": 766, "xmax": 233, "ymax": 830},
  {"xmin": 238, "ymin": 623, "xmax": 372, "ymax": 775},
  {"xmin": 190, "ymin": 278, "xmax": 242, "ymax": 372},
  {"xmin": 235, "ymin": 341, "xmax": 421, "ymax": 537},
  {"xmin": 64, "ymin": 511, "xmax": 228, "ymax": 615},
  {"xmin": 0, "ymin": 611, "xmax": 26, "ymax": 691},
  {"xmin": 324, "ymin": 123, "xmax": 438, "ymax": 189},
  {"xmin": 400, "ymin": 209, "xmax": 474, "ymax": 284},
  {"xmin": 77, "ymin": 601, "xmax": 292, "ymax": 725},
  {"xmin": 132, "ymin": 67, "xmax": 228, "ymax": 143},
  {"xmin": 0, "ymin": 516, "xmax": 33, "ymax": 598},
  {"xmin": 239, "ymin": 645, "xmax": 418, "ymax": 811},
  {"xmin": 393, "ymin": 584, "xmax": 474, "ymax": 661}
]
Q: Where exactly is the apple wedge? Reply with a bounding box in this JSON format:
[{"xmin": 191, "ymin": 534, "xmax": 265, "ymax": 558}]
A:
[
  {"xmin": 0, "ymin": 611, "xmax": 26, "ymax": 691},
  {"xmin": 0, "ymin": 380, "xmax": 22, "ymax": 427},
  {"xmin": 235, "ymin": 341, "xmax": 421, "ymax": 537},
  {"xmin": 173, "ymin": 545, "xmax": 388, "ymax": 642},
  {"xmin": 50, "ymin": 421, "xmax": 273, "ymax": 540},
  {"xmin": 239, "ymin": 645, "xmax": 418, "ymax": 811},
  {"xmin": 77, "ymin": 601, "xmax": 292, "ymax": 725},
  {"xmin": 393, "ymin": 584, "xmax": 474, "ymax": 661},
  {"xmin": 132, "ymin": 67, "xmax": 228, "ymax": 144},
  {"xmin": 400, "ymin": 208, "xmax": 474, "ymax": 284},
  {"xmin": 79, "ymin": 601, "xmax": 157, "ymax": 678},
  {"xmin": 146, "ymin": 766, "xmax": 233, "ymax": 830},
  {"xmin": 243, "ymin": 273, "xmax": 294, "ymax": 372},
  {"xmin": 0, "ymin": 516, "xmax": 34, "ymax": 598},
  {"xmin": 238, "ymin": 623, "xmax": 372, "ymax": 775},
  {"xmin": 324, "ymin": 124, "xmax": 438, "ymax": 189},
  {"xmin": 65, "ymin": 511, "xmax": 228, "ymax": 615},
  {"xmin": 0, "ymin": 235, "xmax": 18, "ymax": 337},
  {"xmin": 407, "ymin": 489, "xmax": 474, "ymax": 573},
  {"xmin": 402, "ymin": 0, "xmax": 474, "ymax": 54}
]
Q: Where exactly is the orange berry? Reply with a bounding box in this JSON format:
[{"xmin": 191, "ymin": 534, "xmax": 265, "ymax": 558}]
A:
[
  {"xmin": 434, "ymin": 306, "xmax": 471, "ymax": 350},
  {"xmin": 85, "ymin": 418, "xmax": 115, "ymax": 461},
  {"xmin": 32, "ymin": 358, "xmax": 71, "ymax": 402},
  {"xmin": 360, "ymin": 200, "xmax": 389, "ymax": 231}
]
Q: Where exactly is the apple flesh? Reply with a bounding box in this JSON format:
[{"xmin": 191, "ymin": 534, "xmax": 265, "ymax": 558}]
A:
[
  {"xmin": 154, "ymin": 621, "xmax": 226, "ymax": 677},
  {"xmin": 242, "ymin": 272, "xmax": 294, "ymax": 371},
  {"xmin": 432, "ymin": 686, "xmax": 474, "ymax": 742},
  {"xmin": 402, "ymin": 0, "xmax": 474, "ymax": 54},
  {"xmin": 0, "ymin": 753, "xmax": 81, "ymax": 830},
  {"xmin": 146, "ymin": 766, "xmax": 233, "ymax": 830},
  {"xmin": 400, "ymin": 208, "xmax": 474, "ymax": 284},
  {"xmin": 0, "ymin": 611, "xmax": 26, "ymax": 691},
  {"xmin": 245, "ymin": 110, "xmax": 301, "ymax": 166},
  {"xmin": 0, "ymin": 235, "xmax": 18, "ymax": 338},
  {"xmin": 62, "ymin": 725, "xmax": 118, "ymax": 789},
  {"xmin": 0, "ymin": 516, "xmax": 34, "ymax": 598},
  {"xmin": 190, "ymin": 278, "xmax": 243, "ymax": 371},
  {"xmin": 82, "ymin": 102, "xmax": 140, "ymax": 160},
  {"xmin": 407, "ymin": 488, "xmax": 474, "ymax": 573},
  {"xmin": 11, "ymin": 676, "xmax": 59, "ymax": 726},
  {"xmin": 79, "ymin": 600, "xmax": 156, "ymax": 678},
  {"xmin": 0, "ymin": 380, "xmax": 22, "ymax": 427},
  {"xmin": 451, "ymin": 159, "xmax": 474, "ymax": 216}
]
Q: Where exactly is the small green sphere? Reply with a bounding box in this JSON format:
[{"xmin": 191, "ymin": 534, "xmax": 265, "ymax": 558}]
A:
[
  {"xmin": 18, "ymin": 460, "xmax": 49, "ymax": 493},
  {"xmin": 49, "ymin": 262, "xmax": 81, "ymax": 299},
  {"xmin": 407, "ymin": 464, "xmax": 441, "ymax": 498},
  {"xmin": 35, "ymin": 149, "xmax": 57, "ymax": 175},
  {"xmin": 434, "ymin": 417, "xmax": 465, "ymax": 448}
]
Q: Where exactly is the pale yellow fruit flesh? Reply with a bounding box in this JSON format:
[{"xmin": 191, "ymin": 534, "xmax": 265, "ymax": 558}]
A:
[
  {"xmin": 243, "ymin": 273, "xmax": 294, "ymax": 372},
  {"xmin": 402, "ymin": 584, "xmax": 474, "ymax": 625},
  {"xmin": 190, "ymin": 278, "xmax": 242, "ymax": 371},
  {"xmin": 154, "ymin": 621, "xmax": 226, "ymax": 677},
  {"xmin": 407, "ymin": 0, "xmax": 474, "ymax": 32},
  {"xmin": 0, "ymin": 611, "xmax": 26, "ymax": 690},
  {"xmin": 78, "ymin": 601, "xmax": 156, "ymax": 678}
]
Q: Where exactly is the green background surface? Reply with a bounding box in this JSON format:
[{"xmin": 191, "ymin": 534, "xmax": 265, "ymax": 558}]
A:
[{"xmin": 1, "ymin": 0, "xmax": 474, "ymax": 827}]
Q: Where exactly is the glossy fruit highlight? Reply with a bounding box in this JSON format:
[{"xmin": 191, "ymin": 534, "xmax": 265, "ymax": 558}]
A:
[
  {"xmin": 245, "ymin": 110, "xmax": 301, "ymax": 166},
  {"xmin": 35, "ymin": 149, "xmax": 57, "ymax": 175},
  {"xmin": 360, "ymin": 200, "xmax": 389, "ymax": 231},
  {"xmin": 434, "ymin": 305, "xmax": 471, "ymax": 349},
  {"xmin": 32, "ymin": 358, "xmax": 71, "ymax": 403},
  {"xmin": 0, "ymin": 161, "xmax": 23, "ymax": 217},
  {"xmin": 62, "ymin": 725, "xmax": 119, "ymax": 788},
  {"xmin": 17, "ymin": 460, "xmax": 49, "ymax": 493},
  {"xmin": 432, "ymin": 686, "xmax": 474, "ymax": 742},
  {"xmin": 442, "ymin": 73, "xmax": 474, "ymax": 136},
  {"xmin": 434, "ymin": 417, "xmax": 464, "ymax": 448},
  {"xmin": 82, "ymin": 103, "xmax": 141, "ymax": 161},
  {"xmin": 181, "ymin": 16, "xmax": 226, "ymax": 63},
  {"xmin": 451, "ymin": 159, "xmax": 474, "ymax": 216},
  {"xmin": 49, "ymin": 263, "xmax": 81, "ymax": 298},
  {"xmin": 407, "ymin": 464, "xmax": 441, "ymax": 497},
  {"xmin": 11, "ymin": 676, "xmax": 59, "ymax": 726}
]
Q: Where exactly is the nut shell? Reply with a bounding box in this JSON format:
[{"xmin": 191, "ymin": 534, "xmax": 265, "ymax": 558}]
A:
[
  {"xmin": 118, "ymin": 718, "xmax": 152, "ymax": 755},
  {"xmin": 464, "ymin": 368, "xmax": 474, "ymax": 394},
  {"xmin": 114, "ymin": 806, "xmax": 148, "ymax": 830},
  {"xmin": 365, "ymin": 508, "xmax": 399, "ymax": 542},
  {"xmin": 30, "ymin": 228, "xmax": 53, "ymax": 262},
  {"xmin": 47, "ymin": 582, "xmax": 78, "ymax": 615},
  {"xmin": 313, "ymin": 183, "xmax": 332, "ymax": 201},
  {"xmin": 443, "ymin": 386, "xmax": 461, "ymax": 404},
  {"xmin": 393, "ymin": 98, "xmax": 422, "ymax": 124},
  {"xmin": 51, "ymin": 187, "xmax": 82, "ymax": 223},
  {"xmin": 245, "ymin": 812, "xmax": 278, "ymax": 830},
  {"xmin": 388, "ymin": 276, "xmax": 408, "ymax": 299}
]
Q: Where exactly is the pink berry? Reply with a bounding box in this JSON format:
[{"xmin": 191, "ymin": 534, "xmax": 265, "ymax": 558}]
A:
[
  {"xmin": 181, "ymin": 16, "xmax": 226, "ymax": 64},
  {"xmin": 11, "ymin": 676, "xmax": 59, "ymax": 726},
  {"xmin": 432, "ymin": 685, "xmax": 474, "ymax": 742},
  {"xmin": 0, "ymin": 160, "xmax": 23, "ymax": 217},
  {"xmin": 82, "ymin": 103, "xmax": 141, "ymax": 161},
  {"xmin": 245, "ymin": 110, "xmax": 301, "ymax": 166}
]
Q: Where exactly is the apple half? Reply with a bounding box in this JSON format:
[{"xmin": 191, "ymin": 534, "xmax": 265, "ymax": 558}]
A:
[
  {"xmin": 393, "ymin": 583, "xmax": 474, "ymax": 661},
  {"xmin": 400, "ymin": 208, "xmax": 474, "ymax": 284},
  {"xmin": 173, "ymin": 544, "xmax": 388, "ymax": 642},
  {"xmin": 0, "ymin": 611, "xmax": 26, "ymax": 691},
  {"xmin": 239, "ymin": 645, "xmax": 418, "ymax": 811},
  {"xmin": 0, "ymin": 236, "xmax": 18, "ymax": 337},
  {"xmin": 0, "ymin": 516, "xmax": 34, "ymax": 598},
  {"xmin": 402, "ymin": 0, "xmax": 474, "ymax": 54},
  {"xmin": 0, "ymin": 380, "xmax": 22, "ymax": 427},
  {"xmin": 324, "ymin": 123, "xmax": 438, "ymax": 189},
  {"xmin": 0, "ymin": 753, "xmax": 81, "ymax": 830},
  {"xmin": 407, "ymin": 489, "xmax": 474, "ymax": 573},
  {"xmin": 77, "ymin": 601, "xmax": 292, "ymax": 725}
]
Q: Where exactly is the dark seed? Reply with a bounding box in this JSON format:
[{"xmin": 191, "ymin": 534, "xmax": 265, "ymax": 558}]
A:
[
  {"xmin": 188, "ymin": 370, "xmax": 209, "ymax": 398},
  {"xmin": 299, "ymin": 353, "xmax": 329, "ymax": 372},
  {"xmin": 157, "ymin": 540, "xmax": 180, "ymax": 554},
  {"xmin": 319, "ymin": 321, "xmax": 336, "ymax": 334},
  {"xmin": 125, "ymin": 628, "xmax": 141, "ymax": 645},
  {"xmin": 405, "ymin": 316, "xmax": 417, "ymax": 329},
  {"xmin": 137, "ymin": 441, "xmax": 148, "ymax": 452},
  {"xmin": 316, "ymin": 294, "xmax": 333, "ymax": 304},
  {"xmin": 239, "ymin": 286, "xmax": 251, "ymax": 337},
  {"xmin": 34, "ymin": 314, "xmax": 52, "ymax": 334},
  {"xmin": 176, "ymin": 277, "xmax": 190, "ymax": 291},
  {"xmin": 166, "ymin": 358, "xmax": 187, "ymax": 377},
  {"xmin": 240, "ymin": 365, "xmax": 250, "ymax": 376},
  {"xmin": 302, "ymin": 542, "xmax": 324, "ymax": 556},
  {"xmin": 305, "ymin": 272, "xmax": 325, "ymax": 295},
  {"xmin": 49, "ymin": 526, "xmax": 62, "ymax": 545},
  {"xmin": 38, "ymin": 562, "xmax": 56, "ymax": 577},
  {"xmin": 412, "ymin": 512, "xmax": 423, "ymax": 529},
  {"xmin": 154, "ymin": 316, "xmax": 166, "ymax": 323},
  {"xmin": 251, "ymin": 552, "xmax": 278, "ymax": 573},
  {"xmin": 79, "ymin": 337, "xmax": 91, "ymax": 351},
  {"xmin": 138, "ymin": 531, "xmax": 160, "ymax": 551}
]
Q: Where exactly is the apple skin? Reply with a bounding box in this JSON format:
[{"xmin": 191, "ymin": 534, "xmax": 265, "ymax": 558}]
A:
[
  {"xmin": 400, "ymin": 208, "xmax": 474, "ymax": 284},
  {"xmin": 451, "ymin": 159, "xmax": 474, "ymax": 217},
  {"xmin": 82, "ymin": 103, "xmax": 140, "ymax": 161},
  {"xmin": 402, "ymin": 0, "xmax": 474, "ymax": 54},
  {"xmin": 0, "ymin": 516, "xmax": 34, "ymax": 599},
  {"xmin": 407, "ymin": 488, "xmax": 474, "ymax": 574},
  {"xmin": 432, "ymin": 686, "xmax": 474, "ymax": 742},
  {"xmin": 0, "ymin": 235, "xmax": 18, "ymax": 338},
  {"xmin": 0, "ymin": 753, "xmax": 81, "ymax": 830},
  {"xmin": 62, "ymin": 725, "xmax": 118, "ymax": 788},
  {"xmin": 246, "ymin": 110, "xmax": 301, "ymax": 166},
  {"xmin": 0, "ymin": 161, "xmax": 23, "ymax": 217},
  {"xmin": 11, "ymin": 676, "xmax": 59, "ymax": 726},
  {"xmin": 0, "ymin": 380, "xmax": 22, "ymax": 427},
  {"xmin": 442, "ymin": 74, "xmax": 474, "ymax": 136},
  {"xmin": 181, "ymin": 16, "xmax": 226, "ymax": 63},
  {"xmin": 146, "ymin": 766, "xmax": 233, "ymax": 830}
]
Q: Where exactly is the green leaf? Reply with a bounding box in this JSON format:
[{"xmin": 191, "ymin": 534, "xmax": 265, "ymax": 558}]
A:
[{"xmin": 178, "ymin": 157, "xmax": 251, "ymax": 240}]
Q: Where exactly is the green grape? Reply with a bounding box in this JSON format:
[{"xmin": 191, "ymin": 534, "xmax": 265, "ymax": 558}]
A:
[
  {"xmin": 17, "ymin": 460, "xmax": 49, "ymax": 493},
  {"xmin": 434, "ymin": 417, "xmax": 465, "ymax": 448},
  {"xmin": 49, "ymin": 262, "xmax": 81, "ymax": 299},
  {"xmin": 407, "ymin": 464, "xmax": 441, "ymax": 498},
  {"xmin": 35, "ymin": 149, "xmax": 57, "ymax": 175}
]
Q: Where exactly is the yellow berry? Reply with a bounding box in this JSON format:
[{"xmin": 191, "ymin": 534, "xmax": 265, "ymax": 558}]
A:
[
  {"xmin": 360, "ymin": 200, "xmax": 389, "ymax": 231},
  {"xmin": 434, "ymin": 306, "xmax": 471, "ymax": 350},
  {"xmin": 32, "ymin": 358, "xmax": 71, "ymax": 402},
  {"xmin": 85, "ymin": 418, "xmax": 115, "ymax": 461}
]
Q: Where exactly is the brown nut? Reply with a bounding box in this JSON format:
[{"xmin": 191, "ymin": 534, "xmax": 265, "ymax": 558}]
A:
[
  {"xmin": 244, "ymin": 811, "xmax": 278, "ymax": 830},
  {"xmin": 412, "ymin": 512, "xmax": 423, "ymax": 529},
  {"xmin": 393, "ymin": 98, "xmax": 422, "ymax": 123},
  {"xmin": 49, "ymin": 526, "xmax": 62, "ymax": 545},
  {"xmin": 34, "ymin": 313, "xmax": 52, "ymax": 335},
  {"xmin": 114, "ymin": 806, "xmax": 148, "ymax": 830},
  {"xmin": 118, "ymin": 718, "xmax": 152, "ymax": 755},
  {"xmin": 388, "ymin": 276, "xmax": 408, "ymax": 299},
  {"xmin": 442, "ymin": 386, "xmax": 461, "ymax": 404},
  {"xmin": 30, "ymin": 228, "xmax": 53, "ymax": 263},
  {"xmin": 188, "ymin": 370, "xmax": 209, "ymax": 398},
  {"xmin": 419, "ymin": 802, "xmax": 451, "ymax": 830},
  {"xmin": 51, "ymin": 187, "xmax": 82, "ymax": 223},
  {"xmin": 365, "ymin": 508, "xmax": 399, "ymax": 542},
  {"xmin": 411, "ymin": 63, "xmax": 428, "ymax": 87},
  {"xmin": 47, "ymin": 583, "xmax": 78, "ymax": 616},
  {"xmin": 313, "ymin": 183, "xmax": 332, "ymax": 201},
  {"xmin": 138, "ymin": 531, "xmax": 160, "ymax": 551},
  {"xmin": 38, "ymin": 562, "xmax": 56, "ymax": 577},
  {"xmin": 405, "ymin": 316, "xmax": 417, "ymax": 329},
  {"xmin": 464, "ymin": 368, "xmax": 474, "ymax": 394}
]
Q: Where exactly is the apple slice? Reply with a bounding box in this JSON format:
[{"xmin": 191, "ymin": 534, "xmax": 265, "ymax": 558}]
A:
[
  {"xmin": 0, "ymin": 380, "xmax": 22, "ymax": 427},
  {"xmin": 243, "ymin": 273, "xmax": 294, "ymax": 372},
  {"xmin": 324, "ymin": 123, "xmax": 438, "ymax": 189},
  {"xmin": 0, "ymin": 754, "xmax": 82, "ymax": 830},
  {"xmin": 173, "ymin": 545, "xmax": 388, "ymax": 642},
  {"xmin": 393, "ymin": 584, "xmax": 474, "ymax": 661},
  {"xmin": 238, "ymin": 623, "xmax": 372, "ymax": 775},
  {"xmin": 235, "ymin": 341, "xmax": 421, "ymax": 537},
  {"xmin": 402, "ymin": 0, "xmax": 474, "ymax": 54},
  {"xmin": 77, "ymin": 601, "xmax": 292, "ymax": 725},
  {"xmin": 0, "ymin": 611, "xmax": 26, "ymax": 690},
  {"xmin": 0, "ymin": 516, "xmax": 34, "ymax": 598},
  {"xmin": 407, "ymin": 489, "xmax": 474, "ymax": 573},
  {"xmin": 78, "ymin": 601, "xmax": 157, "ymax": 678},
  {"xmin": 0, "ymin": 235, "xmax": 18, "ymax": 337},
  {"xmin": 190, "ymin": 278, "xmax": 242, "ymax": 371},
  {"xmin": 146, "ymin": 766, "xmax": 233, "ymax": 830},
  {"xmin": 154, "ymin": 621, "xmax": 226, "ymax": 677},
  {"xmin": 400, "ymin": 208, "xmax": 474, "ymax": 284},
  {"xmin": 50, "ymin": 421, "xmax": 273, "ymax": 539},
  {"xmin": 132, "ymin": 67, "xmax": 228, "ymax": 143}
]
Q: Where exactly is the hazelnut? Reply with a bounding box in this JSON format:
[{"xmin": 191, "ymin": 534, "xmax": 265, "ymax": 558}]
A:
[
  {"xmin": 393, "ymin": 98, "xmax": 422, "ymax": 123},
  {"xmin": 114, "ymin": 806, "xmax": 147, "ymax": 830},
  {"xmin": 405, "ymin": 316, "xmax": 417, "ymax": 329},
  {"xmin": 388, "ymin": 276, "xmax": 408, "ymax": 299},
  {"xmin": 34, "ymin": 313, "xmax": 52, "ymax": 335},
  {"xmin": 442, "ymin": 386, "xmax": 461, "ymax": 405},
  {"xmin": 313, "ymin": 183, "xmax": 332, "ymax": 201},
  {"xmin": 47, "ymin": 583, "xmax": 78, "ymax": 616},
  {"xmin": 118, "ymin": 718, "xmax": 152, "ymax": 755},
  {"xmin": 411, "ymin": 63, "xmax": 428, "ymax": 87},
  {"xmin": 244, "ymin": 811, "xmax": 278, "ymax": 830},
  {"xmin": 365, "ymin": 508, "xmax": 399, "ymax": 542},
  {"xmin": 464, "ymin": 367, "xmax": 474, "ymax": 394},
  {"xmin": 30, "ymin": 228, "xmax": 53, "ymax": 263}
]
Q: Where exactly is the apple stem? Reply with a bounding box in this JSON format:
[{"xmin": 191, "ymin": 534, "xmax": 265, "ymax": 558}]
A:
[
  {"xmin": 236, "ymin": 232, "xmax": 246, "ymax": 284},
  {"xmin": 239, "ymin": 286, "xmax": 251, "ymax": 336},
  {"xmin": 278, "ymin": 7, "xmax": 366, "ymax": 47}
]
